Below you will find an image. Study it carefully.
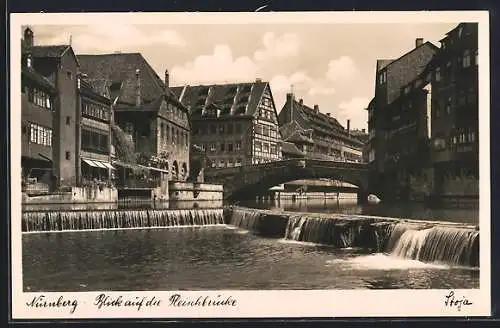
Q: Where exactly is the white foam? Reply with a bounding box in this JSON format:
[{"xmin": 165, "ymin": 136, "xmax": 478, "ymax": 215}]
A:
[{"xmin": 326, "ymin": 253, "xmax": 450, "ymax": 270}]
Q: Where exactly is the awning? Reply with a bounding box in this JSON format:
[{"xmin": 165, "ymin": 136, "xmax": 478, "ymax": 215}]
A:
[
  {"xmin": 82, "ymin": 158, "xmax": 115, "ymax": 170},
  {"xmin": 102, "ymin": 162, "xmax": 115, "ymax": 170},
  {"xmin": 82, "ymin": 158, "xmax": 99, "ymax": 167},
  {"xmin": 148, "ymin": 166, "xmax": 168, "ymax": 173}
]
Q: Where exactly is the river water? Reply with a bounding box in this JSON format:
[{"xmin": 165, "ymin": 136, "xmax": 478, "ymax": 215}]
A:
[{"xmin": 22, "ymin": 198, "xmax": 479, "ymax": 291}]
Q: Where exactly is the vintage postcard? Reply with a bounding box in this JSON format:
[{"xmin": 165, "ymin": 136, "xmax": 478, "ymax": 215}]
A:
[{"xmin": 9, "ymin": 11, "xmax": 490, "ymax": 319}]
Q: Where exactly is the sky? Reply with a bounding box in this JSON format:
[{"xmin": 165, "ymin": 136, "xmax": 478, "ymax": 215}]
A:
[{"xmin": 28, "ymin": 22, "xmax": 457, "ymax": 130}]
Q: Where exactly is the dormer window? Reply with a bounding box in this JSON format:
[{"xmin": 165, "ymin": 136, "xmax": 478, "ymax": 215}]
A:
[{"xmin": 26, "ymin": 55, "xmax": 32, "ymax": 68}]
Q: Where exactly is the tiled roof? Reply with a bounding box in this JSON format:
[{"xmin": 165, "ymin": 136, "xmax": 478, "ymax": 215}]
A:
[
  {"xmin": 279, "ymin": 96, "xmax": 365, "ymax": 147},
  {"xmin": 21, "ymin": 66, "xmax": 57, "ymax": 92},
  {"xmin": 171, "ymin": 81, "xmax": 268, "ymax": 118},
  {"xmin": 282, "ymin": 141, "xmax": 305, "ymax": 157},
  {"xmin": 28, "ymin": 45, "xmax": 71, "ymax": 58},
  {"xmin": 77, "ymin": 53, "xmax": 179, "ymax": 108},
  {"xmin": 378, "ymin": 42, "xmax": 438, "ymax": 104},
  {"xmin": 280, "ymin": 121, "xmax": 315, "ymax": 145}
]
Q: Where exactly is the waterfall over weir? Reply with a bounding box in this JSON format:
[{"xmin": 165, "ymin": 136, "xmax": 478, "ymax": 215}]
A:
[
  {"xmin": 22, "ymin": 209, "xmax": 224, "ymax": 232},
  {"xmin": 227, "ymin": 207, "xmax": 479, "ymax": 267}
]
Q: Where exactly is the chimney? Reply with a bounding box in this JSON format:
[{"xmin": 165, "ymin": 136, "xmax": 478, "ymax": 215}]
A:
[
  {"xmin": 326, "ymin": 113, "xmax": 331, "ymax": 117},
  {"xmin": 347, "ymin": 119, "xmax": 351, "ymax": 135},
  {"xmin": 24, "ymin": 27, "xmax": 34, "ymax": 47},
  {"xmin": 415, "ymin": 38, "xmax": 424, "ymax": 48},
  {"xmin": 299, "ymin": 99, "xmax": 303, "ymax": 105},
  {"xmin": 164, "ymin": 69, "xmax": 170, "ymax": 88},
  {"xmin": 313, "ymin": 104, "xmax": 319, "ymax": 113},
  {"xmin": 286, "ymin": 93, "xmax": 294, "ymax": 123},
  {"xmin": 135, "ymin": 69, "xmax": 141, "ymax": 106},
  {"xmin": 362, "ymin": 128, "xmax": 366, "ymax": 133}
]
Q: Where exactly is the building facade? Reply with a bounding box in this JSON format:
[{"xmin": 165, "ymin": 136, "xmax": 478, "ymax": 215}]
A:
[
  {"xmin": 367, "ymin": 37, "xmax": 438, "ymax": 199},
  {"xmin": 171, "ymin": 79, "xmax": 282, "ymax": 168},
  {"xmin": 367, "ymin": 25, "xmax": 478, "ymax": 201},
  {"xmin": 77, "ymin": 54, "xmax": 191, "ymax": 183},
  {"xmin": 279, "ymin": 93, "xmax": 364, "ymax": 163},
  {"xmin": 427, "ymin": 23, "xmax": 479, "ymax": 198},
  {"xmin": 76, "ymin": 74, "xmax": 114, "ymax": 186},
  {"xmin": 21, "ymin": 27, "xmax": 80, "ymax": 192}
]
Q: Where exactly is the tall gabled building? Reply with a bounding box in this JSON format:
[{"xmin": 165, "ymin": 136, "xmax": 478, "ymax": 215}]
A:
[
  {"xmin": 367, "ymin": 38, "xmax": 438, "ymax": 199},
  {"xmin": 171, "ymin": 79, "xmax": 282, "ymax": 168},
  {"xmin": 279, "ymin": 93, "xmax": 364, "ymax": 162},
  {"xmin": 21, "ymin": 27, "xmax": 80, "ymax": 191},
  {"xmin": 77, "ymin": 54, "xmax": 191, "ymax": 182}
]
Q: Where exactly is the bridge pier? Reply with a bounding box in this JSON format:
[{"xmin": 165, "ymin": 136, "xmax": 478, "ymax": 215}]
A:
[{"xmin": 357, "ymin": 190, "xmax": 369, "ymax": 204}]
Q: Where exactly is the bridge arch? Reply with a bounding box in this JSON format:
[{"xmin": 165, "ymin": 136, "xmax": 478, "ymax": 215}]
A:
[{"xmin": 204, "ymin": 159, "xmax": 370, "ymax": 201}]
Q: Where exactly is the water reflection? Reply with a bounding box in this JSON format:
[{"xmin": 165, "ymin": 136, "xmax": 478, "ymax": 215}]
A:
[{"xmin": 238, "ymin": 197, "xmax": 478, "ymax": 224}]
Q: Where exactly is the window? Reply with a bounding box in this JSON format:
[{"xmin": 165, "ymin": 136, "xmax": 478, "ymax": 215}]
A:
[
  {"xmin": 235, "ymin": 141, "xmax": 241, "ymax": 151},
  {"xmin": 227, "ymin": 160, "xmax": 234, "ymax": 168},
  {"xmin": 29, "ymin": 88, "xmax": 52, "ymax": 109},
  {"xmin": 210, "ymin": 143, "xmax": 217, "ymax": 152},
  {"xmin": 66, "ymin": 116, "xmax": 71, "ymax": 125},
  {"xmin": 263, "ymin": 143, "xmax": 269, "ymax": 153},
  {"xmin": 210, "ymin": 124, "xmax": 216, "ymax": 134},
  {"xmin": 219, "ymin": 124, "xmax": 225, "ymax": 134},
  {"xmin": 218, "ymin": 160, "xmax": 225, "ymax": 168},
  {"xmin": 228, "ymin": 143, "xmax": 234, "ymax": 152},
  {"xmin": 29, "ymin": 123, "xmax": 52, "ymax": 146},
  {"xmin": 227, "ymin": 124, "xmax": 233, "ymax": 134},
  {"xmin": 82, "ymin": 101, "xmax": 110, "ymax": 122},
  {"xmin": 27, "ymin": 56, "xmax": 32, "ymax": 67},
  {"xmin": 166, "ymin": 124, "xmax": 170, "ymax": 141},
  {"xmin": 270, "ymin": 145, "xmax": 277, "ymax": 154},
  {"xmin": 379, "ymin": 71, "xmax": 387, "ymax": 85},
  {"xmin": 436, "ymin": 67, "xmax": 441, "ymax": 81},
  {"xmin": 235, "ymin": 123, "xmax": 242, "ymax": 134},
  {"xmin": 220, "ymin": 143, "xmax": 225, "ymax": 152},
  {"xmin": 66, "ymin": 71, "xmax": 73, "ymax": 80},
  {"xmin": 81, "ymin": 129, "xmax": 109, "ymax": 154},
  {"xmin": 262, "ymin": 126, "xmax": 269, "ymax": 137},
  {"xmin": 463, "ymin": 50, "xmax": 471, "ymax": 68},
  {"xmin": 254, "ymin": 141, "xmax": 262, "ymax": 152},
  {"xmin": 65, "ymin": 151, "xmax": 71, "ymax": 160},
  {"xmin": 446, "ymin": 97, "xmax": 453, "ymax": 114},
  {"xmin": 200, "ymin": 144, "xmax": 206, "ymax": 151},
  {"xmin": 235, "ymin": 158, "xmax": 242, "ymax": 167},
  {"xmin": 255, "ymin": 124, "xmax": 263, "ymax": 135},
  {"xmin": 185, "ymin": 133, "xmax": 189, "ymax": 148},
  {"xmin": 475, "ymin": 50, "xmax": 479, "ymax": 65}
]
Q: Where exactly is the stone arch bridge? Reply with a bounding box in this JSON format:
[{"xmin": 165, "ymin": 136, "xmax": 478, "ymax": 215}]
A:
[{"xmin": 203, "ymin": 159, "xmax": 371, "ymax": 202}]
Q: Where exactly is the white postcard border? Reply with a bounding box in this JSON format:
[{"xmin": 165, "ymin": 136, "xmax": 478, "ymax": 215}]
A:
[{"xmin": 9, "ymin": 11, "xmax": 491, "ymax": 319}]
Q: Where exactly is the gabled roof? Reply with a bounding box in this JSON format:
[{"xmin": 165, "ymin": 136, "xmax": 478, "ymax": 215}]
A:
[
  {"xmin": 282, "ymin": 141, "xmax": 306, "ymax": 157},
  {"xmin": 377, "ymin": 59, "xmax": 394, "ymax": 72},
  {"xmin": 171, "ymin": 81, "xmax": 268, "ymax": 118},
  {"xmin": 76, "ymin": 53, "xmax": 180, "ymax": 109},
  {"xmin": 22, "ymin": 66, "xmax": 57, "ymax": 93},
  {"xmin": 29, "ymin": 45, "xmax": 70, "ymax": 58},
  {"xmin": 378, "ymin": 41, "xmax": 439, "ymax": 105}
]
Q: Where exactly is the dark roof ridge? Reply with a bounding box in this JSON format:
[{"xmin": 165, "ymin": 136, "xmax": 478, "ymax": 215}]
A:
[{"xmin": 378, "ymin": 41, "xmax": 439, "ymax": 72}]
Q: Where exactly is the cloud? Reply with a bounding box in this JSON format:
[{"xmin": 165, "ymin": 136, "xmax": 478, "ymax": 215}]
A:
[
  {"xmin": 325, "ymin": 56, "xmax": 359, "ymax": 82},
  {"xmin": 337, "ymin": 97, "xmax": 370, "ymax": 130},
  {"xmin": 170, "ymin": 44, "xmax": 258, "ymax": 85},
  {"xmin": 269, "ymin": 71, "xmax": 312, "ymax": 92},
  {"xmin": 308, "ymin": 86, "xmax": 336, "ymax": 96},
  {"xmin": 254, "ymin": 32, "xmax": 300, "ymax": 62},
  {"xmin": 42, "ymin": 25, "xmax": 186, "ymax": 53}
]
